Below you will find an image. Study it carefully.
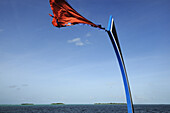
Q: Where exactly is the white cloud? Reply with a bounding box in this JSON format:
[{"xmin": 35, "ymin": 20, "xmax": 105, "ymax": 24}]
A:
[
  {"xmin": 86, "ymin": 33, "xmax": 91, "ymax": 37},
  {"xmin": 85, "ymin": 39, "xmax": 91, "ymax": 45},
  {"xmin": 68, "ymin": 38, "xmax": 80, "ymax": 43},
  {"xmin": 0, "ymin": 29, "xmax": 4, "ymax": 32},
  {"xmin": 76, "ymin": 42, "xmax": 84, "ymax": 46},
  {"xmin": 9, "ymin": 85, "xmax": 17, "ymax": 88},
  {"xmin": 68, "ymin": 38, "xmax": 84, "ymax": 46},
  {"xmin": 22, "ymin": 84, "xmax": 28, "ymax": 87}
]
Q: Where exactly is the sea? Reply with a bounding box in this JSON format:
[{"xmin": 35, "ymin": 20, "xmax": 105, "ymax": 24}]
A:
[{"xmin": 0, "ymin": 104, "xmax": 170, "ymax": 113}]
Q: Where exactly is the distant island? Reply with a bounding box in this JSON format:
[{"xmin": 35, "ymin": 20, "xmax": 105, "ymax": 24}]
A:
[
  {"xmin": 94, "ymin": 103, "xmax": 126, "ymax": 105},
  {"xmin": 21, "ymin": 103, "xmax": 34, "ymax": 105},
  {"xmin": 51, "ymin": 103, "xmax": 64, "ymax": 105}
]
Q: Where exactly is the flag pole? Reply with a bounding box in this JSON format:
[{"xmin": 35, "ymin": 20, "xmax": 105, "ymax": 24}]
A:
[{"xmin": 106, "ymin": 16, "xmax": 134, "ymax": 113}]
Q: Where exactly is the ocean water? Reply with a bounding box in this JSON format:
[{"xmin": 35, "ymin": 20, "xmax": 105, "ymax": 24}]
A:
[{"xmin": 0, "ymin": 105, "xmax": 170, "ymax": 113}]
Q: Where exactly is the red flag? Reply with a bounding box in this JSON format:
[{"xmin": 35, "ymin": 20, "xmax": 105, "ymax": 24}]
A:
[{"xmin": 49, "ymin": 0, "xmax": 105, "ymax": 30}]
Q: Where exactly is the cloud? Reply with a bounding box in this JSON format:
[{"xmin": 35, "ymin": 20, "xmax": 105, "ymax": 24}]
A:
[
  {"xmin": 16, "ymin": 88, "xmax": 21, "ymax": 91},
  {"xmin": 85, "ymin": 39, "xmax": 91, "ymax": 45},
  {"xmin": 22, "ymin": 84, "xmax": 28, "ymax": 87},
  {"xmin": 86, "ymin": 33, "xmax": 91, "ymax": 37},
  {"xmin": 134, "ymin": 96, "xmax": 148, "ymax": 101},
  {"xmin": 0, "ymin": 29, "xmax": 4, "ymax": 32},
  {"xmin": 9, "ymin": 85, "xmax": 17, "ymax": 88},
  {"xmin": 8, "ymin": 84, "xmax": 29, "ymax": 90},
  {"xmin": 68, "ymin": 38, "xmax": 84, "ymax": 46}
]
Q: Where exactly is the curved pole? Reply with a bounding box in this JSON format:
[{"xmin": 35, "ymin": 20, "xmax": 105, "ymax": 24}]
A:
[{"xmin": 106, "ymin": 16, "xmax": 134, "ymax": 113}]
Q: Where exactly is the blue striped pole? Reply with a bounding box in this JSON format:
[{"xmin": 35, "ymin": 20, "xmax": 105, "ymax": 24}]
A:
[{"xmin": 107, "ymin": 16, "xmax": 134, "ymax": 113}]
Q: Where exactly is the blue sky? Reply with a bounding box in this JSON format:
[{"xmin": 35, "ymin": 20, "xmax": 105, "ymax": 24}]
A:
[{"xmin": 0, "ymin": 0, "xmax": 170, "ymax": 104}]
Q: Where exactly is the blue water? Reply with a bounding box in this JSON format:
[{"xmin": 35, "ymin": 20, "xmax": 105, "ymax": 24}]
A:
[{"xmin": 0, "ymin": 105, "xmax": 170, "ymax": 113}]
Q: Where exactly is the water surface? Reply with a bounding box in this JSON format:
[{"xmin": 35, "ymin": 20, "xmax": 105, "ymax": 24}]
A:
[{"xmin": 0, "ymin": 104, "xmax": 170, "ymax": 113}]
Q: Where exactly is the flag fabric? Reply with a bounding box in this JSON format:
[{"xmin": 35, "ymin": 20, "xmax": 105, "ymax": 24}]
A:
[{"xmin": 49, "ymin": 0, "xmax": 105, "ymax": 30}]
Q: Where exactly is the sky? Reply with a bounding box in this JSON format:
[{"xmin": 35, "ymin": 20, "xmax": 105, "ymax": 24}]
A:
[{"xmin": 0, "ymin": 0, "xmax": 170, "ymax": 105}]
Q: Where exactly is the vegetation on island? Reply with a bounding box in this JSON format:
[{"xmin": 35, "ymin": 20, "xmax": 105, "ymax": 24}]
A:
[
  {"xmin": 21, "ymin": 103, "xmax": 34, "ymax": 105},
  {"xmin": 51, "ymin": 103, "xmax": 64, "ymax": 105},
  {"xmin": 94, "ymin": 103, "xmax": 127, "ymax": 105}
]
